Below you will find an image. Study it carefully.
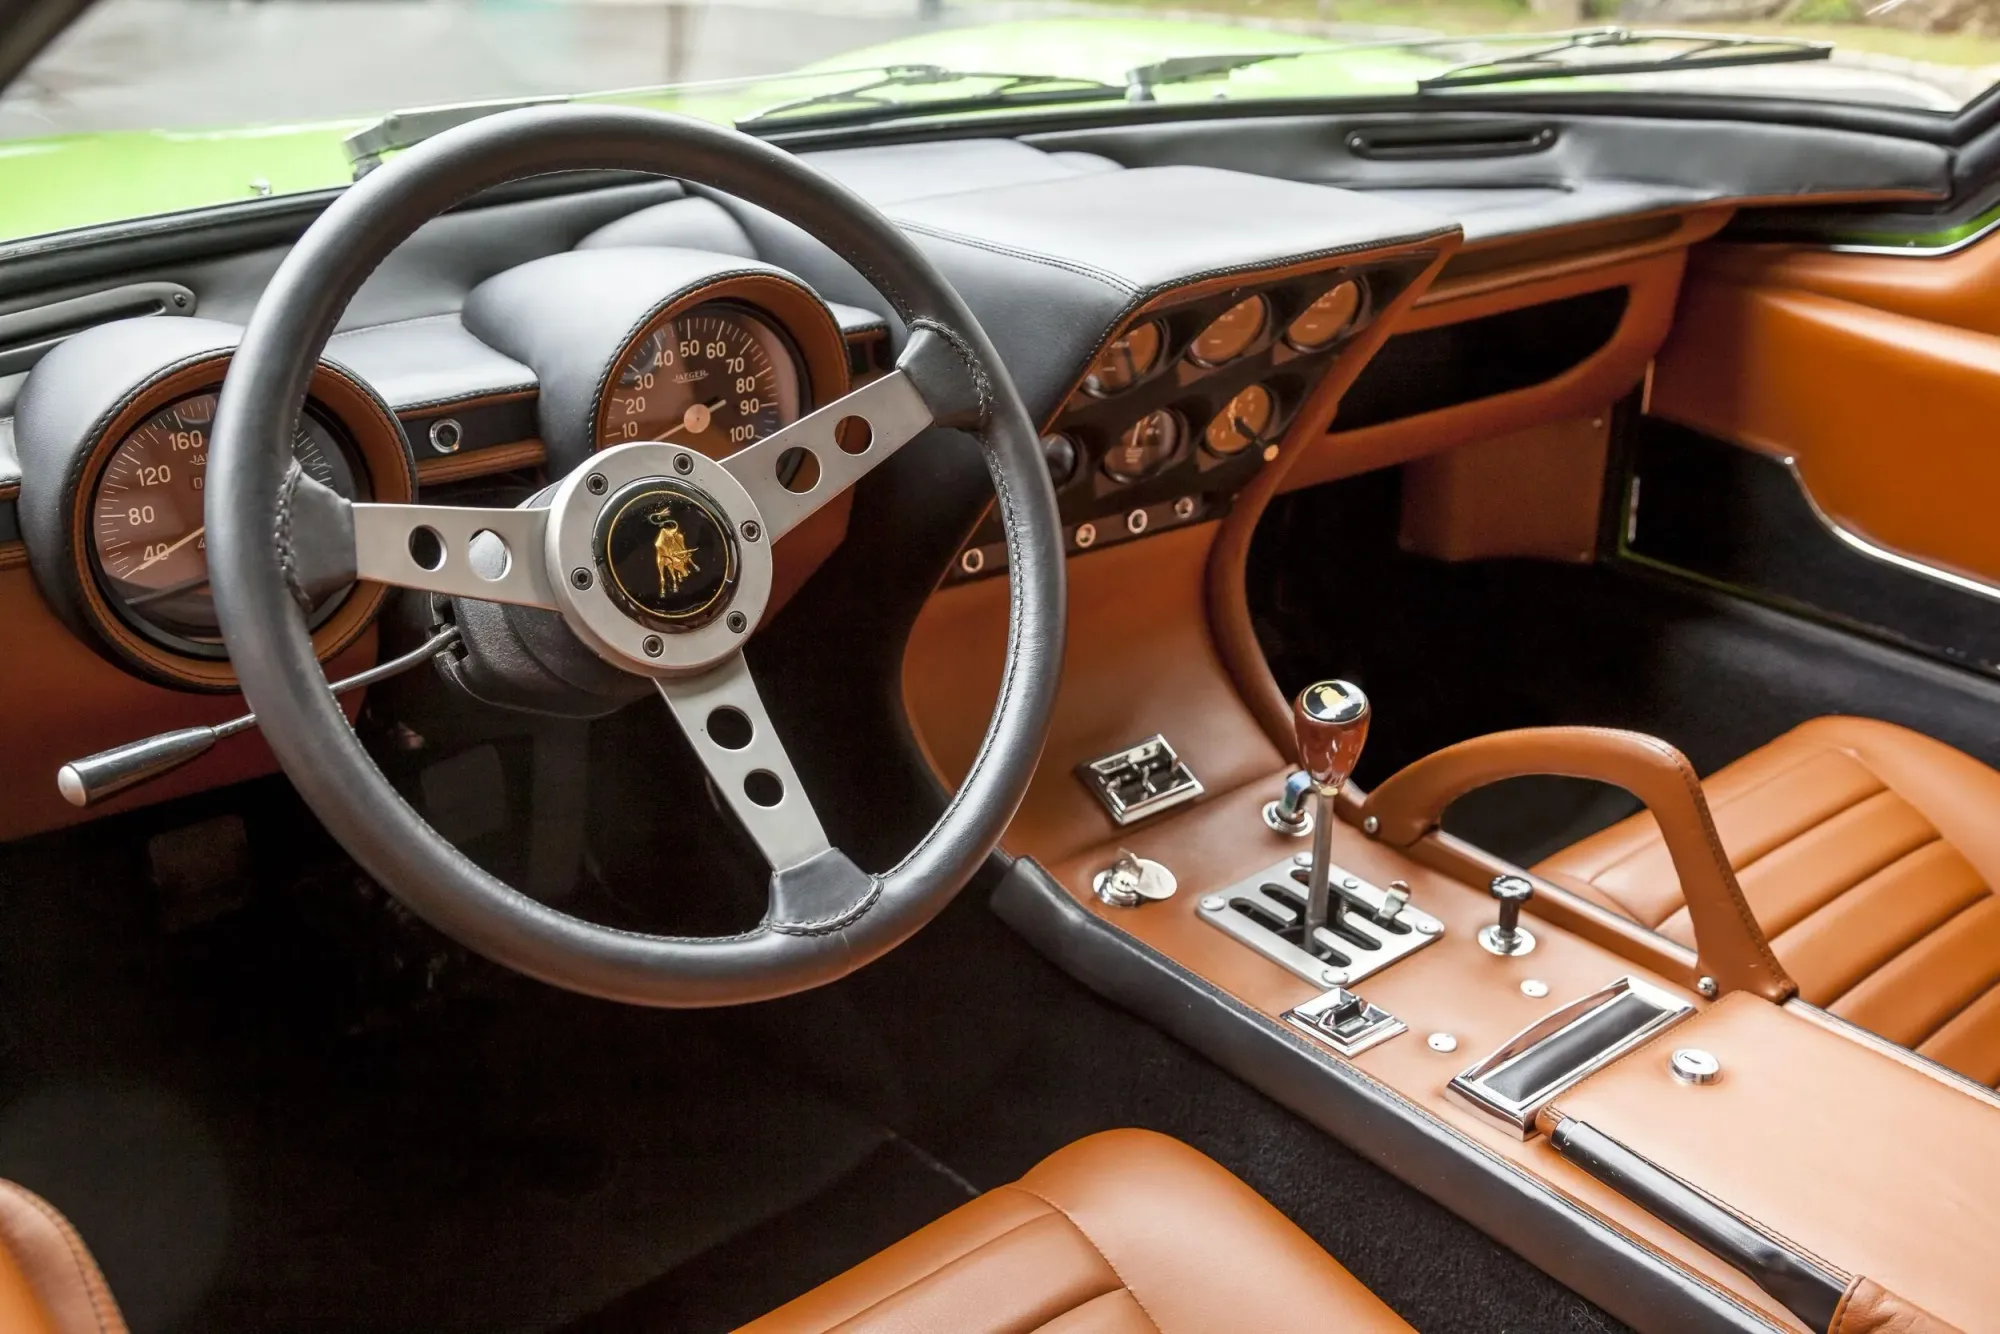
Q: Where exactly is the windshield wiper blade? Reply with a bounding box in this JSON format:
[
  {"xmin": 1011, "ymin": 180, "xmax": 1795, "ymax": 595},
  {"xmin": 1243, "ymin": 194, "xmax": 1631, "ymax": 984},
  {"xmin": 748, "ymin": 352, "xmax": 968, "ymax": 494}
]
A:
[
  {"xmin": 734, "ymin": 65, "xmax": 1128, "ymax": 132},
  {"xmin": 1415, "ymin": 26, "xmax": 1831, "ymax": 91}
]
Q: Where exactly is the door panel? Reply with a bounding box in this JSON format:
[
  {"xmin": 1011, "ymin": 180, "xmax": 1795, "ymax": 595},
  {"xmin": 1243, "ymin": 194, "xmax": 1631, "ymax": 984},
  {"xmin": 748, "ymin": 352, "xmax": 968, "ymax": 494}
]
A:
[{"xmin": 1651, "ymin": 252, "xmax": 2000, "ymax": 592}]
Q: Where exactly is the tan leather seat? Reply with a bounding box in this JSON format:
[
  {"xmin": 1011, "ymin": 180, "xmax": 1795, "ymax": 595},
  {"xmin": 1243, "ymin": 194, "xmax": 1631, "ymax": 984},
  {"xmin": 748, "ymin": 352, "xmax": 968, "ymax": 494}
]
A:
[
  {"xmin": 1537, "ymin": 716, "xmax": 2000, "ymax": 1086},
  {"xmin": 740, "ymin": 1129, "xmax": 1413, "ymax": 1333},
  {"xmin": 0, "ymin": 1181, "xmax": 125, "ymax": 1334}
]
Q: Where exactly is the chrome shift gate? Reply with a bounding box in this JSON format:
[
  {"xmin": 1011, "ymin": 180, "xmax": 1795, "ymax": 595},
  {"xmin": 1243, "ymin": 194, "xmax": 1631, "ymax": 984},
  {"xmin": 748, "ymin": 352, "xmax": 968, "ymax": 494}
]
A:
[{"xmin": 1199, "ymin": 854, "xmax": 1444, "ymax": 988}]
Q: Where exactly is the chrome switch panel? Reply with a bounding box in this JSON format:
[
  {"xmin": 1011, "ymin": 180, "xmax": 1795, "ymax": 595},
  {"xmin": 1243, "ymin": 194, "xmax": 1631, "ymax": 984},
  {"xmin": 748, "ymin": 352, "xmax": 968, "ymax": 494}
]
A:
[
  {"xmin": 1077, "ymin": 734, "xmax": 1203, "ymax": 826},
  {"xmin": 1198, "ymin": 854, "xmax": 1444, "ymax": 989}
]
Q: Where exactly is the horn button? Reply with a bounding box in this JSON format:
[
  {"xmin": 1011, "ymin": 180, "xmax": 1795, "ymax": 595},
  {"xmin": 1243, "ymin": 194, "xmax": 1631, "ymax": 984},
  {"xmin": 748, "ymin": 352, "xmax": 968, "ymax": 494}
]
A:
[
  {"xmin": 542, "ymin": 442, "xmax": 776, "ymax": 676},
  {"xmin": 592, "ymin": 478, "xmax": 739, "ymax": 632}
]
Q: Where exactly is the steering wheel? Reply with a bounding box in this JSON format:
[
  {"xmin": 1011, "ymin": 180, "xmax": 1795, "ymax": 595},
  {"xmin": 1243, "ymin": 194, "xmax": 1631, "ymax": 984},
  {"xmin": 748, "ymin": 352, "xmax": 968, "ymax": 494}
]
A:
[{"xmin": 205, "ymin": 107, "xmax": 1065, "ymax": 1008}]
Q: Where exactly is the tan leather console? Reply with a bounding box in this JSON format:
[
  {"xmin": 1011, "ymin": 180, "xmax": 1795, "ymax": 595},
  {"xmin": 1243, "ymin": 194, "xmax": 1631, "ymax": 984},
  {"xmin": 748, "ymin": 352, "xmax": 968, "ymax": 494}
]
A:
[
  {"xmin": 1542, "ymin": 993, "xmax": 2000, "ymax": 1331},
  {"xmin": 903, "ymin": 514, "xmax": 2000, "ymax": 1331},
  {"xmin": 1361, "ymin": 727, "xmax": 1796, "ymax": 1004}
]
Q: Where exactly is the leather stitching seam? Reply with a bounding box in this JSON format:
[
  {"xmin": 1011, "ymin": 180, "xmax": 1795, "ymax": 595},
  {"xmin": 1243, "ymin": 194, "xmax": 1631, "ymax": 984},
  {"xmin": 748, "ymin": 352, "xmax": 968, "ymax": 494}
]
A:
[
  {"xmin": 274, "ymin": 459, "xmax": 313, "ymax": 615},
  {"xmin": 825, "ymin": 1205, "xmax": 1056, "ymax": 1326},
  {"xmin": 1634, "ymin": 733, "xmax": 1790, "ymax": 991},
  {"xmin": 1828, "ymin": 1278, "xmax": 1858, "ymax": 1334},
  {"xmin": 1007, "ymin": 1184, "xmax": 1162, "ymax": 1333},
  {"xmin": 8, "ymin": 1184, "xmax": 117, "ymax": 1334},
  {"xmin": 889, "ymin": 221, "xmax": 1137, "ymax": 293},
  {"xmin": 768, "ymin": 878, "xmax": 885, "ymax": 935}
]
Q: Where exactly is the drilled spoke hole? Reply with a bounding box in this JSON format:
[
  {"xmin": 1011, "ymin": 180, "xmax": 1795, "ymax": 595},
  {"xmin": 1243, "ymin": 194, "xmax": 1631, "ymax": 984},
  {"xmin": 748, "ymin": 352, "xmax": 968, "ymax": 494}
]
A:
[
  {"xmin": 408, "ymin": 526, "xmax": 445, "ymax": 571},
  {"xmin": 468, "ymin": 529, "xmax": 511, "ymax": 581},
  {"xmin": 834, "ymin": 415, "xmax": 873, "ymax": 455},
  {"xmin": 777, "ymin": 447, "xmax": 820, "ymax": 494},
  {"xmin": 708, "ymin": 706, "xmax": 753, "ymax": 751},
  {"xmin": 744, "ymin": 770, "xmax": 784, "ymax": 808}
]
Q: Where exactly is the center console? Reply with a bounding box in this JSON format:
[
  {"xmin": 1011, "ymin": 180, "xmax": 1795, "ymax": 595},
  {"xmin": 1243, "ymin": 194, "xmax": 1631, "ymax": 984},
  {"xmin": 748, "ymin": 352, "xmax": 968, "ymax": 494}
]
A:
[{"xmin": 902, "ymin": 521, "xmax": 1997, "ymax": 1334}]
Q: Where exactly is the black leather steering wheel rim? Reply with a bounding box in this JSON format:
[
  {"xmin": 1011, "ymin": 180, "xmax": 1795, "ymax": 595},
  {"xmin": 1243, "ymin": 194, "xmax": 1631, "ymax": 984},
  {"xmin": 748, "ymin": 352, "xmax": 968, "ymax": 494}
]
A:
[{"xmin": 206, "ymin": 106, "xmax": 1065, "ymax": 1007}]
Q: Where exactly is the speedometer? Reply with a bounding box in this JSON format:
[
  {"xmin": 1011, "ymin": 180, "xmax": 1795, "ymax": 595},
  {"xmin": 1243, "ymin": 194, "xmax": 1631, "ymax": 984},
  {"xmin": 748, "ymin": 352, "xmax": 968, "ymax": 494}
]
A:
[
  {"xmin": 89, "ymin": 390, "xmax": 361, "ymax": 648},
  {"xmin": 596, "ymin": 303, "xmax": 805, "ymax": 455}
]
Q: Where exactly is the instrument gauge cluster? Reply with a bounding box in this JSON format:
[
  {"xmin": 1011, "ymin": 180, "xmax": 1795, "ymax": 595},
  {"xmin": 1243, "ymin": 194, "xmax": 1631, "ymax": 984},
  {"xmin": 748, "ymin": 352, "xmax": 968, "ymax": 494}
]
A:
[{"xmin": 948, "ymin": 260, "xmax": 1421, "ymax": 583}]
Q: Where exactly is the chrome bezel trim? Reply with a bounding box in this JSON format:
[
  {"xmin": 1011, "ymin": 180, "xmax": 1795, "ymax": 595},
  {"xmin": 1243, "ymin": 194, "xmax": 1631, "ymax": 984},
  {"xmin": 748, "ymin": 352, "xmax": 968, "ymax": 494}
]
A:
[
  {"xmin": 1285, "ymin": 986, "xmax": 1407, "ymax": 1058},
  {"xmin": 1783, "ymin": 456, "xmax": 2000, "ymax": 605},
  {"xmin": 1822, "ymin": 210, "xmax": 2000, "ymax": 258},
  {"xmin": 1076, "ymin": 734, "xmax": 1204, "ymax": 826},
  {"xmin": 1198, "ymin": 855, "xmax": 1445, "ymax": 988},
  {"xmin": 1446, "ymin": 976, "xmax": 1694, "ymax": 1139}
]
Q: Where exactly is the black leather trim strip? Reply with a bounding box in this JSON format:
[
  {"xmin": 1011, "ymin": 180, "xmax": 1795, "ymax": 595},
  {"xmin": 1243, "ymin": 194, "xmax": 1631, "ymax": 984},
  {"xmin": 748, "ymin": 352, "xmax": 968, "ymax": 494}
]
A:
[
  {"xmin": 1550, "ymin": 1118, "xmax": 1847, "ymax": 1333},
  {"xmin": 990, "ymin": 857, "xmax": 1783, "ymax": 1334}
]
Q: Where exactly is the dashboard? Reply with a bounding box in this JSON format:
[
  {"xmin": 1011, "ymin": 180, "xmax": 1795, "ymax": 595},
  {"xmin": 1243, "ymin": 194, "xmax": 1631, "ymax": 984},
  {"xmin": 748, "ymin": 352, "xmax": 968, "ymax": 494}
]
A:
[{"xmin": 0, "ymin": 112, "xmax": 1936, "ymax": 838}]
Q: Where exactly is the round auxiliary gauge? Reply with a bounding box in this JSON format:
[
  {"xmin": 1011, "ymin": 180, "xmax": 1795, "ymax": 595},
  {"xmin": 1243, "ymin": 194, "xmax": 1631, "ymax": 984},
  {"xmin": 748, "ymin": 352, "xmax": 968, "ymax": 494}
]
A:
[
  {"xmin": 1103, "ymin": 409, "xmax": 1183, "ymax": 483},
  {"xmin": 598, "ymin": 302, "xmax": 804, "ymax": 455},
  {"xmin": 1082, "ymin": 321, "xmax": 1164, "ymax": 396},
  {"xmin": 1189, "ymin": 296, "xmax": 1268, "ymax": 367},
  {"xmin": 1287, "ymin": 280, "xmax": 1363, "ymax": 351},
  {"xmin": 90, "ymin": 390, "xmax": 361, "ymax": 650},
  {"xmin": 1204, "ymin": 384, "xmax": 1278, "ymax": 457}
]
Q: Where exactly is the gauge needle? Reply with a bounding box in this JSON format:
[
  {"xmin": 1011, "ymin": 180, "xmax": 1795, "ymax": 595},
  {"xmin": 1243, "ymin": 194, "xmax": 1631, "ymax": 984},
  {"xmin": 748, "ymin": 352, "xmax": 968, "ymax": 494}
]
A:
[
  {"xmin": 651, "ymin": 398, "xmax": 727, "ymax": 441},
  {"xmin": 129, "ymin": 525, "xmax": 204, "ymax": 576}
]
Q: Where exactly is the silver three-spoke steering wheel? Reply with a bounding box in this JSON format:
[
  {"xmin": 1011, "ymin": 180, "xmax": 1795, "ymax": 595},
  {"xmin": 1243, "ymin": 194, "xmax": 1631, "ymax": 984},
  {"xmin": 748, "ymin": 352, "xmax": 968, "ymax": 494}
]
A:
[{"xmin": 206, "ymin": 105, "xmax": 1066, "ymax": 1007}]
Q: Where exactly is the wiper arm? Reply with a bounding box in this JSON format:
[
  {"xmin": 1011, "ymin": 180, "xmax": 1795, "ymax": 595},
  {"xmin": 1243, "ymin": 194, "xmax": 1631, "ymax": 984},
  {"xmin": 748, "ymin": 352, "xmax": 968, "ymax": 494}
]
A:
[
  {"xmin": 1415, "ymin": 26, "xmax": 1831, "ymax": 91},
  {"xmin": 734, "ymin": 65, "xmax": 1128, "ymax": 132},
  {"xmin": 345, "ymin": 95, "xmax": 570, "ymax": 177}
]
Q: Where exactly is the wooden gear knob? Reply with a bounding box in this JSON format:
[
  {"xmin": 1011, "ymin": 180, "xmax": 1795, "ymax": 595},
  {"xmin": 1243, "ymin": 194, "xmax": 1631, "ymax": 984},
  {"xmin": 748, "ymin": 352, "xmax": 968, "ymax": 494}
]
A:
[{"xmin": 1294, "ymin": 680, "xmax": 1370, "ymax": 794}]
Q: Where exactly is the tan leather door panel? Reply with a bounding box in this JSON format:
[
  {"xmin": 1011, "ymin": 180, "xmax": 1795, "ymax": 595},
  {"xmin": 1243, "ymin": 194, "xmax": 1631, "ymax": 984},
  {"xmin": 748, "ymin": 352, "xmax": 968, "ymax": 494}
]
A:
[{"xmin": 1650, "ymin": 243, "xmax": 2000, "ymax": 590}]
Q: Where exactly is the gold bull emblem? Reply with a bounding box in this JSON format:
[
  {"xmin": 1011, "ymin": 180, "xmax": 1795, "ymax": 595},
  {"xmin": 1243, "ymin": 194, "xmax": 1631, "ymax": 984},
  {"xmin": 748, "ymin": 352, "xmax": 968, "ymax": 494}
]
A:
[{"xmin": 647, "ymin": 508, "xmax": 700, "ymax": 597}]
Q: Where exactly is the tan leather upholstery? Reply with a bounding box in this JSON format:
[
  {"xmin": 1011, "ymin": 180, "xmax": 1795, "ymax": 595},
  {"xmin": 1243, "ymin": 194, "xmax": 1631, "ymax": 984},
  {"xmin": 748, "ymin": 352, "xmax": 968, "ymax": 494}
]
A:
[
  {"xmin": 0, "ymin": 1182, "xmax": 125, "ymax": 1334},
  {"xmin": 1361, "ymin": 725, "xmax": 1793, "ymax": 1002},
  {"xmin": 739, "ymin": 1129, "xmax": 1413, "ymax": 1333},
  {"xmin": 1538, "ymin": 716, "xmax": 2000, "ymax": 1085}
]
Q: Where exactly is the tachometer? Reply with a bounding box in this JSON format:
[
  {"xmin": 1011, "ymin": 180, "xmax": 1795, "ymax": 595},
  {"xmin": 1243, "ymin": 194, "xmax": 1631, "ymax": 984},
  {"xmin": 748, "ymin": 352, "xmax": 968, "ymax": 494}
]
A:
[
  {"xmin": 89, "ymin": 390, "xmax": 361, "ymax": 647},
  {"xmin": 597, "ymin": 303, "xmax": 804, "ymax": 455}
]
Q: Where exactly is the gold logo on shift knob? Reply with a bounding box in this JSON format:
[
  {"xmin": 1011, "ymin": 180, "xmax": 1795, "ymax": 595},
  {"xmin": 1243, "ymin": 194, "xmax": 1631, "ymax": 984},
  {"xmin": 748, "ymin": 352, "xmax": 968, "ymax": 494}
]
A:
[{"xmin": 648, "ymin": 509, "xmax": 700, "ymax": 596}]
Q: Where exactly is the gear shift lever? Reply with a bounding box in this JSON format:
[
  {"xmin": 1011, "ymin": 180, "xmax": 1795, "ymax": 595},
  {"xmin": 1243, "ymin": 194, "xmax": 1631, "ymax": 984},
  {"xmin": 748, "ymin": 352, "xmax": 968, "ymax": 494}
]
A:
[{"xmin": 1294, "ymin": 680, "xmax": 1371, "ymax": 951}]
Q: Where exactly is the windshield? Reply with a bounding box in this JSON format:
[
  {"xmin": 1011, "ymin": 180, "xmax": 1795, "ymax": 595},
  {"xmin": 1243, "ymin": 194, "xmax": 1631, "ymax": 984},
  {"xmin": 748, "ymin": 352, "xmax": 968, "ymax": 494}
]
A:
[{"xmin": 2, "ymin": 0, "xmax": 1994, "ymax": 242}]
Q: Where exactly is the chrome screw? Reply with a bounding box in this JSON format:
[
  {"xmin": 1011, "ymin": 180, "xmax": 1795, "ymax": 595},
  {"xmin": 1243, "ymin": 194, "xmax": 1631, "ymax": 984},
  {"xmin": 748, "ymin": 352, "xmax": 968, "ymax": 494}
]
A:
[
  {"xmin": 740, "ymin": 520, "xmax": 762, "ymax": 542},
  {"xmin": 1321, "ymin": 967, "xmax": 1349, "ymax": 987},
  {"xmin": 1521, "ymin": 979, "xmax": 1550, "ymax": 998},
  {"xmin": 674, "ymin": 453, "xmax": 695, "ymax": 475},
  {"xmin": 586, "ymin": 473, "xmax": 608, "ymax": 495},
  {"xmin": 1427, "ymin": 1033, "xmax": 1458, "ymax": 1054},
  {"xmin": 725, "ymin": 611, "xmax": 747, "ymax": 634},
  {"xmin": 642, "ymin": 636, "xmax": 664, "ymax": 657},
  {"xmin": 570, "ymin": 568, "xmax": 593, "ymax": 590},
  {"xmin": 1362, "ymin": 815, "xmax": 1380, "ymax": 836},
  {"xmin": 1696, "ymin": 976, "xmax": 1719, "ymax": 999},
  {"xmin": 1200, "ymin": 894, "xmax": 1226, "ymax": 912}
]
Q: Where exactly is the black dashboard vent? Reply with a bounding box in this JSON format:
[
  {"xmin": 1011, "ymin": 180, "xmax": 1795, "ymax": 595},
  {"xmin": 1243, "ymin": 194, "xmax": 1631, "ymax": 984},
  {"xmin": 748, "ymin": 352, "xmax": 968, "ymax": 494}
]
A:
[{"xmin": 1333, "ymin": 287, "xmax": 1627, "ymax": 433}]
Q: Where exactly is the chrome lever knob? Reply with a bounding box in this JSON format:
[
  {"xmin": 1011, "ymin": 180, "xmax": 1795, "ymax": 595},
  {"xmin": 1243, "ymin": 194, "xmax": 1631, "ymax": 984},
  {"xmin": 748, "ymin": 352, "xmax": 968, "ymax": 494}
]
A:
[{"xmin": 1480, "ymin": 873, "xmax": 1537, "ymax": 957}]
